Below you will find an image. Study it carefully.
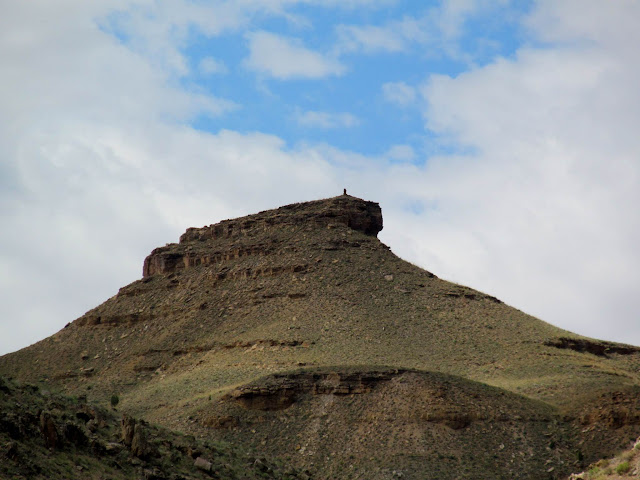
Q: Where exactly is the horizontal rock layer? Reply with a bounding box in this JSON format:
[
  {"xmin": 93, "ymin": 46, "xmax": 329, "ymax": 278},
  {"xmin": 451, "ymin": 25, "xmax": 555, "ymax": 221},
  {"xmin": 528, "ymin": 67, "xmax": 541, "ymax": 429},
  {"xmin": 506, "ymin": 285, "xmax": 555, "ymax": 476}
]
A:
[
  {"xmin": 227, "ymin": 369, "xmax": 404, "ymax": 411},
  {"xmin": 143, "ymin": 195, "xmax": 382, "ymax": 277},
  {"xmin": 180, "ymin": 195, "xmax": 383, "ymax": 243}
]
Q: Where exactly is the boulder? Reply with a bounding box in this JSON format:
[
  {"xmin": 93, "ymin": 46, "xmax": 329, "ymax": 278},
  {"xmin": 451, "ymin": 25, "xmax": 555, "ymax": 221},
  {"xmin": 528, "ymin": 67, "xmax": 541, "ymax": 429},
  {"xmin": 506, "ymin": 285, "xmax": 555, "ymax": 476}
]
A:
[{"xmin": 194, "ymin": 456, "xmax": 212, "ymax": 472}]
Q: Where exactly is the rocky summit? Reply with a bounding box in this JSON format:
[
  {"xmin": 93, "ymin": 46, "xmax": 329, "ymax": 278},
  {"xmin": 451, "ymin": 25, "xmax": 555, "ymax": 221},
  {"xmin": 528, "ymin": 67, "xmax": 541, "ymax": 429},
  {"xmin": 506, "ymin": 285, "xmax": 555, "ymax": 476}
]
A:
[{"xmin": 2, "ymin": 194, "xmax": 640, "ymax": 480}]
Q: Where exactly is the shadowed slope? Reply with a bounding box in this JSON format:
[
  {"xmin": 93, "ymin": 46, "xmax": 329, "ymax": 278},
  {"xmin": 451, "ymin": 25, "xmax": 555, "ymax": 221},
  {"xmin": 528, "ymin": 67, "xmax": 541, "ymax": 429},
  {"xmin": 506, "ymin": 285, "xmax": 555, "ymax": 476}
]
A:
[{"xmin": 0, "ymin": 376, "xmax": 308, "ymax": 480}]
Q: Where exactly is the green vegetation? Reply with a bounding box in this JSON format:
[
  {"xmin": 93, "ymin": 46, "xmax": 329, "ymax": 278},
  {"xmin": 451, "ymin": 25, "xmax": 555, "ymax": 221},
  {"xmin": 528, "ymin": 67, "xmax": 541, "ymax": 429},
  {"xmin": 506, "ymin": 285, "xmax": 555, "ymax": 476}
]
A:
[{"xmin": 615, "ymin": 461, "xmax": 630, "ymax": 474}]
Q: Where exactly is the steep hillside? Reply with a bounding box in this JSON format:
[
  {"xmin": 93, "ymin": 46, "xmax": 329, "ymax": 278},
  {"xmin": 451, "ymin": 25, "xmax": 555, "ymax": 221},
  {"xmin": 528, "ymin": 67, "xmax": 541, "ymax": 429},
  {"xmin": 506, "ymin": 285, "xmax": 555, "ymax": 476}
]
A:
[{"xmin": 2, "ymin": 194, "xmax": 640, "ymax": 479}]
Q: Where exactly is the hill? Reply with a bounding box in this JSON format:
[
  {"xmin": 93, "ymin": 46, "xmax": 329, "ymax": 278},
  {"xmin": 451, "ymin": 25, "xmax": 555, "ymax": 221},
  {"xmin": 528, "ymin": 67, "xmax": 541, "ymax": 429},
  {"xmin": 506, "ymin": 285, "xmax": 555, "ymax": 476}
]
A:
[{"xmin": 2, "ymin": 194, "xmax": 640, "ymax": 479}]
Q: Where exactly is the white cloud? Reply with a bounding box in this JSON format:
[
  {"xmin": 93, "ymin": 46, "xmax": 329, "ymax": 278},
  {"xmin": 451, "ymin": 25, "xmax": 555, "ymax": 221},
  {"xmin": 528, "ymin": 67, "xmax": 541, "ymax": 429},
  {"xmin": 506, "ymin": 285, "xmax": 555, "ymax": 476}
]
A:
[
  {"xmin": 407, "ymin": 0, "xmax": 640, "ymax": 344},
  {"xmin": 199, "ymin": 56, "xmax": 228, "ymax": 75},
  {"xmin": 334, "ymin": 15, "xmax": 431, "ymax": 55},
  {"xmin": 244, "ymin": 31, "xmax": 345, "ymax": 79},
  {"xmin": 382, "ymin": 81, "xmax": 417, "ymax": 106},
  {"xmin": 296, "ymin": 110, "xmax": 360, "ymax": 128},
  {"xmin": 97, "ymin": 0, "xmax": 392, "ymax": 78},
  {"xmin": 336, "ymin": 24, "xmax": 409, "ymax": 53},
  {"xmin": 0, "ymin": 3, "xmax": 236, "ymax": 129},
  {"xmin": 434, "ymin": 0, "xmax": 484, "ymax": 40},
  {"xmin": 334, "ymin": 1, "xmax": 514, "ymax": 62},
  {"xmin": 525, "ymin": 0, "xmax": 640, "ymax": 49},
  {"xmin": 386, "ymin": 144, "xmax": 415, "ymax": 161}
]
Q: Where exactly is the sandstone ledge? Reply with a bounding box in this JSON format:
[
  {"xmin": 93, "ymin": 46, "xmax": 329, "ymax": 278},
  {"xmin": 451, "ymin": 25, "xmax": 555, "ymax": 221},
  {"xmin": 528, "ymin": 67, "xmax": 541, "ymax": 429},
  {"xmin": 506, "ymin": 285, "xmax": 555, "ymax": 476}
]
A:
[
  {"xmin": 179, "ymin": 195, "xmax": 382, "ymax": 243},
  {"xmin": 143, "ymin": 195, "xmax": 382, "ymax": 277}
]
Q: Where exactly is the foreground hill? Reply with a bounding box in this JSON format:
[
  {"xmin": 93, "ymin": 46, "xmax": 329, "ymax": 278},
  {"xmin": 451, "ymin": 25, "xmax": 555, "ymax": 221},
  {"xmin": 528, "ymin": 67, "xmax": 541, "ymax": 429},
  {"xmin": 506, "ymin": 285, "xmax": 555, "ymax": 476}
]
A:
[
  {"xmin": 0, "ymin": 375, "xmax": 306, "ymax": 480},
  {"xmin": 2, "ymin": 194, "xmax": 640, "ymax": 479}
]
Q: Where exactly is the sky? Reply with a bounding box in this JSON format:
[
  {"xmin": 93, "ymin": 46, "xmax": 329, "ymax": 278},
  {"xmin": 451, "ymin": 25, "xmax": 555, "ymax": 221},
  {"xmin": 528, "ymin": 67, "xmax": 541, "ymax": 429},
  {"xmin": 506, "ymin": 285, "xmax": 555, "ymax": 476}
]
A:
[{"xmin": 1, "ymin": 0, "xmax": 639, "ymax": 355}]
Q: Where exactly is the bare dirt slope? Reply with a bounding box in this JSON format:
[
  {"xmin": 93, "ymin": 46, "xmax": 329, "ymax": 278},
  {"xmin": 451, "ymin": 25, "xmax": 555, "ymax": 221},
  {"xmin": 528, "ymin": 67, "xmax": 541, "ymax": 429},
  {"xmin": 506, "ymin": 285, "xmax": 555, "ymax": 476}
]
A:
[{"xmin": 2, "ymin": 195, "xmax": 640, "ymax": 479}]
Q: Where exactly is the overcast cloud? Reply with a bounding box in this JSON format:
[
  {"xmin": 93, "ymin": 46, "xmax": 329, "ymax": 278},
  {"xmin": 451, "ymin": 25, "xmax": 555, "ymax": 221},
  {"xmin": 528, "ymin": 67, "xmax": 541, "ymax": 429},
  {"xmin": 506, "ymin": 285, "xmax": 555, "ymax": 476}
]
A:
[{"xmin": 1, "ymin": 0, "xmax": 639, "ymax": 355}]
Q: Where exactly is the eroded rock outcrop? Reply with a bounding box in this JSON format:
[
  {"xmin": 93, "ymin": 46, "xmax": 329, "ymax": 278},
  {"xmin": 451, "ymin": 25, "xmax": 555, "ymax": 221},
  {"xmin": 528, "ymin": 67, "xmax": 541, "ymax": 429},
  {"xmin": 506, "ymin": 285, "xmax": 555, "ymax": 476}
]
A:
[
  {"xmin": 227, "ymin": 369, "xmax": 403, "ymax": 411},
  {"xmin": 39, "ymin": 412, "xmax": 59, "ymax": 450},
  {"xmin": 143, "ymin": 195, "xmax": 382, "ymax": 277},
  {"xmin": 544, "ymin": 337, "xmax": 640, "ymax": 357},
  {"xmin": 121, "ymin": 414, "xmax": 153, "ymax": 458}
]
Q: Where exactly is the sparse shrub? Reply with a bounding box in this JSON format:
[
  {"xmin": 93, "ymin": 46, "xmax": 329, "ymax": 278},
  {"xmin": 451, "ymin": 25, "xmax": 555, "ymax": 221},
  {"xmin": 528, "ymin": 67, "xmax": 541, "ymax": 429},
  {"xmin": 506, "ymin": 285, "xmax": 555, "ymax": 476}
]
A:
[
  {"xmin": 587, "ymin": 466, "xmax": 600, "ymax": 476},
  {"xmin": 110, "ymin": 394, "xmax": 119, "ymax": 409},
  {"xmin": 615, "ymin": 461, "xmax": 631, "ymax": 474}
]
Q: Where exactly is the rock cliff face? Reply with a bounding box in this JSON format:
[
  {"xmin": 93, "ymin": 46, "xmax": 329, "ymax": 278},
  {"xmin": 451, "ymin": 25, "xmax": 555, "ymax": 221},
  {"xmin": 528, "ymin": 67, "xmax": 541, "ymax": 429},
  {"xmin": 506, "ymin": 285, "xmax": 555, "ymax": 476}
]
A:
[
  {"xmin": 143, "ymin": 195, "xmax": 382, "ymax": 277},
  {"xmin": 227, "ymin": 369, "xmax": 405, "ymax": 411}
]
